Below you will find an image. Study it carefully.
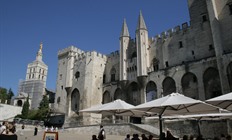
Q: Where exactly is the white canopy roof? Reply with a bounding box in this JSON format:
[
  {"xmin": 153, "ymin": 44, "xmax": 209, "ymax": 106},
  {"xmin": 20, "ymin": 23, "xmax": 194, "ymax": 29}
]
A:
[
  {"xmin": 206, "ymin": 92, "xmax": 232, "ymax": 111},
  {"xmin": 133, "ymin": 93, "xmax": 227, "ymax": 116},
  {"xmin": 79, "ymin": 99, "xmax": 135, "ymax": 115}
]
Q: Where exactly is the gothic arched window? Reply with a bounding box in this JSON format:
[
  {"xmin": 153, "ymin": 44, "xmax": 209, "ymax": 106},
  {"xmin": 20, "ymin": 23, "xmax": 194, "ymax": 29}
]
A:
[
  {"xmin": 110, "ymin": 67, "xmax": 116, "ymax": 82},
  {"xmin": 75, "ymin": 71, "xmax": 80, "ymax": 80},
  {"xmin": 153, "ymin": 58, "xmax": 159, "ymax": 71}
]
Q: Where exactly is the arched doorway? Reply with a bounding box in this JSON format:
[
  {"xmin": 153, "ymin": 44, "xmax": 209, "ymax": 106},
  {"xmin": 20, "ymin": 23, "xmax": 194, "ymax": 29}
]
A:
[
  {"xmin": 71, "ymin": 89, "xmax": 80, "ymax": 113},
  {"xmin": 102, "ymin": 91, "xmax": 111, "ymax": 123},
  {"xmin": 162, "ymin": 77, "xmax": 176, "ymax": 96},
  {"xmin": 103, "ymin": 91, "xmax": 111, "ymax": 104},
  {"xmin": 128, "ymin": 82, "xmax": 140, "ymax": 105},
  {"xmin": 17, "ymin": 100, "xmax": 23, "ymax": 106},
  {"xmin": 203, "ymin": 67, "xmax": 222, "ymax": 99},
  {"xmin": 114, "ymin": 88, "xmax": 126, "ymax": 100},
  {"xmin": 227, "ymin": 62, "xmax": 232, "ymax": 91},
  {"xmin": 181, "ymin": 72, "xmax": 199, "ymax": 99},
  {"xmin": 127, "ymin": 82, "xmax": 141, "ymax": 123},
  {"xmin": 146, "ymin": 81, "xmax": 157, "ymax": 102},
  {"xmin": 114, "ymin": 88, "xmax": 126, "ymax": 123}
]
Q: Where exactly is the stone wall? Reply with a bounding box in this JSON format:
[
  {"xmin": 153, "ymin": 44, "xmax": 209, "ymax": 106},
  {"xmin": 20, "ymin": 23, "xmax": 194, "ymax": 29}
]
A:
[
  {"xmin": 65, "ymin": 123, "xmax": 158, "ymax": 137},
  {"xmin": 0, "ymin": 103, "xmax": 22, "ymax": 121},
  {"xmin": 164, "ymin": 120, "xmax": 231, "ymax": 139}
]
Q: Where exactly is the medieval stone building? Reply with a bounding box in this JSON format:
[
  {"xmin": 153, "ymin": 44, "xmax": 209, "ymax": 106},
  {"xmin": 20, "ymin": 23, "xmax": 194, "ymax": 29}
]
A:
[
  {"xmin": 15, "ymin": 43, "xmax": 48, "ymax": 109},
  {"xmin": 54, "ymin": 0, "xmax": 232, "ymax": 124}
]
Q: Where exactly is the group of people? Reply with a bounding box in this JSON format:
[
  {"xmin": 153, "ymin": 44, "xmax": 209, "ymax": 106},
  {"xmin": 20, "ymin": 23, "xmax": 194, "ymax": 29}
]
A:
[
  {"xmin": 124, "ymin": 133, "xmax": 154, "ymax": 140},
  {"xmin": 45, "ymin": 126, "xmax": 59, "ymax": 132},
  {"xmin": 0, "ymin": 121, "xmax": 17, "ymax": 140},
  {"xmin": 207, "ymin": 134, "xmax": 231, "ymax": 140},
  {"xmin": 92, "ymin": 125, "xmax": 156, "ymax": 140},
  {"xmin": 165, "ymin": 132, "xmax": 231, "ymax": 140}
]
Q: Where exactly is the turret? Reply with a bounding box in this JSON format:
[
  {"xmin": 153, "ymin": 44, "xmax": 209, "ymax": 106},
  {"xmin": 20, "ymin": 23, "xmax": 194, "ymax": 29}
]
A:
[
  {"xmin": 205, "ymin": 0, "xmax": 230, "ymax": 94},
  {"xmin": 136, "ymin": 11, "xmax": 149, "ymax": 76},
  {"xmin": 187, "ymin": 0, "xmax": 209, "ymax": 27},
  {"xmin": 119, "ymin": 19, "xmax": 130, "ymax": 81}
]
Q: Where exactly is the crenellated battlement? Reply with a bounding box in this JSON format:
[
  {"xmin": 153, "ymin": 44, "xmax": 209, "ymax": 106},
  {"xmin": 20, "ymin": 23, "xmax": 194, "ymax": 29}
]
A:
[
  {"xmin": 151, "ymin": 22, "xmax": 190, "ymax": 44},
  {"xmin": 58, "ymin": 46, "xmax": 84, "ymax": 57},
  {"xmin": 107, "ymin": 50, "xmax": 120, "ymax": 58},
  {"xmin": 77, "ymin": 50, "xmax": 107, "ymax": 61}
]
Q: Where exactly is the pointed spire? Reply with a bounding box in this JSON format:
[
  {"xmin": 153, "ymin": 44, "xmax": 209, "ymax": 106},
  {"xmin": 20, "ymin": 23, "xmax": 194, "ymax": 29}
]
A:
[
  {"xmin": 120, "ymin": 18, "xmax": 130, "ymax": 37},
  {"xmin": 136, "ymin": 10, "xmax": 147, "ymax": 31}
]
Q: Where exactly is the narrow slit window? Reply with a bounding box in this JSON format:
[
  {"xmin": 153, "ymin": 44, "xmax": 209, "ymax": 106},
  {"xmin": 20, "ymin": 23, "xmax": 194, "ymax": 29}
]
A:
[
  {"xmin": 209, "ymin": 45, "xmax": 214, "ymax": 51},
  {"xmin": 229, "ymin": 4, "xmax": 232, "ymax": 15},
  {"xmin": 103, "ymin": 75, "xmax": 106, "ymax": 83},
  {"xmin": 165, "ymin": 61, "xmax": 169, "ymax": 67},
  {"xmin": 179, "ymin": 41, "xmax": 183, "ymax": 48},
  {"xmin": 202, "ymin": 15, "xmax": 207, "ymax": 22}
]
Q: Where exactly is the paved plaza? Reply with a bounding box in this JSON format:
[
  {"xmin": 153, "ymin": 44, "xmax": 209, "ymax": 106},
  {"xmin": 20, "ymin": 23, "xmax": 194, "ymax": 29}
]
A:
[{"xmin": 16, "ymin": 129, "xmax": 125, "ymax": 140}]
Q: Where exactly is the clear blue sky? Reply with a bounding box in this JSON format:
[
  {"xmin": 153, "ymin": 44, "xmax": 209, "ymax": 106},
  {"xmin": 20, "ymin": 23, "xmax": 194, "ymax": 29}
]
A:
[{"xmin": 0, "ymin": 0, "xmax": 190, "ymax": 95}]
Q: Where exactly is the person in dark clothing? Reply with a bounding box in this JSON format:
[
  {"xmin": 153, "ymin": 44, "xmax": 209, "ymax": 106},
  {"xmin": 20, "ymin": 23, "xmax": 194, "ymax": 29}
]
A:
[
  {"xmin": 166, "ymin": 130, "xmax": 177, "ymax": 140},
  {"xmin": 183, "ymin": 135, "xmax": 188, "ymax": 140},
  {"xmin": 97, "ymin": 125, "xmax": 105, "ymax": 140},
  {"xmin": 0, "ymin": 123, "xmax": 18, "ymax": 140},
  {"xmin": 131, "ymin": 134, "xmax": 140, "ymax": 140},
  {"xmin": 160, "ymin": 132, "xmax": 166, "ymax": 140},
  {"xmin": 21, "ymin": 124, "xmax": 24, "ymax": 130},
  {"xmin": 92, "ymin": 135, "xmax": 98, "ymax": 140},
  {"xmin": 226, "ymin": 135, "xmax": 231, "ymax": 140},
  {"xmin": 148, "ymin": 135, "xmax": 154, "ymax": 140},
  {"xmin": 141, "ymin": 134, "xmax": 148, "ymax": 140},
  {"xmin": 125, "ymin": 134, "xmax": 130, "ymax": 140},
  {"xmin": 0, "ymin": 134, "xmax": 17, "ymax": 140},
  {"xmin": 196, "ymin": 135, "xmax": 204, "ymax": 140},
  {"xmin": 34, "ymin": 125, "xmax": 38, "ymax": 136}
]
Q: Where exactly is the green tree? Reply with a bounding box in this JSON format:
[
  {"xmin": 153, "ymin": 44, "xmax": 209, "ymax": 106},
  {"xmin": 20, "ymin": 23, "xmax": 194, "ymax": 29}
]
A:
[
  {"xmin": 21, "ymin": 95, "xmax": 30, "ymax": 119},
  {"xmin": 36, "ymin": 95, "xmax": 50, "ymax": 121},
  {"xmin": 7, "ymin": 88, "xmax": 14, "ymax": 104},
  {"xmin": 0, "ymin": 87, "xmax": 8, "ymax": 103}
]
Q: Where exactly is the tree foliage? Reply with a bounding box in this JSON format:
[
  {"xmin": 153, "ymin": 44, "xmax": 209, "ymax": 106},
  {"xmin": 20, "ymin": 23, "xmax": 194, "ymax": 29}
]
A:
[
  {"xmin": 36, "ymin": 95, "xmax": 50, "ymax": 121},
  {"xmin": 7, "ymin": 88, "xmax": 14, "ymax": 104},
  {"xmin": 0, "ymin": 87, "xmax": 14, "ymax": 104},
  {"xmin": 0, "ymin": 87, "xmax": 8, "ymax": 103},
  {"xmin": 21, "ymin": 95, "xmax": 30, "ymax": 119},
  {"xmin": 16, "ymin": 94, "xmax": 50, "ymax": 121},
  {"xmin": 39, "ymin": 95, "xmax": 49, "ymax": 109}
]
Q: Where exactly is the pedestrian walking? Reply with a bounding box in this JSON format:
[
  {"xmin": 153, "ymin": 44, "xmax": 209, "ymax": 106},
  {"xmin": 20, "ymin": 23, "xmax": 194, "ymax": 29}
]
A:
[
  {"xmin": 97, "ymin": 125, "xmax": 106, "ymax": 140},
  {"xmin": 34, "ymin": 125, "xmax": 38, "ymax": 136}
]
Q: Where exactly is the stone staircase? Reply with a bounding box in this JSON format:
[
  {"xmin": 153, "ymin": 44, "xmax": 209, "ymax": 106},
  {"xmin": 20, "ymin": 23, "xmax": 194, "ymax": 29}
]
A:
[{"xmin": 0, "ymin": 103, "xmax": 22, "ymax": 121}]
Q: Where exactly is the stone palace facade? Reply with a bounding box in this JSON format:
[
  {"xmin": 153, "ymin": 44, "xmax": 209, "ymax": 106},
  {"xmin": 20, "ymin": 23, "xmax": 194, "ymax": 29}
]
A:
[{"xmin": 54, "ymin": 0, "xmax": 232, "ymax": 124}]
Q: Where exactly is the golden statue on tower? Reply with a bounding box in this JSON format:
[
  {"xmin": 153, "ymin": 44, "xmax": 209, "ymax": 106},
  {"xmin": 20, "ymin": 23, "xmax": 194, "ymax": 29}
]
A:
[{"xmin": 40, "ymin": 42, "xmax": 43, "ymax": 51}]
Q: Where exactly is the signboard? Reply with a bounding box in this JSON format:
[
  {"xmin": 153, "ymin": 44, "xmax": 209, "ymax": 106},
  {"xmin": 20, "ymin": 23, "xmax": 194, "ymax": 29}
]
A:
[{"xmin": 43, "ymin": 132, "xmax": 58, "ymax": 140}]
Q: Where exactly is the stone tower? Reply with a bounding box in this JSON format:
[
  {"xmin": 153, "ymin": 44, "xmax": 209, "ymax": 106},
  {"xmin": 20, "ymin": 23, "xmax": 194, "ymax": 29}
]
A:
[
  {"xmin": 205, "ymin": 0, "xmax": 231, "ymax": 94},
  {"xmin": 18, "ymin": 43, "xmax": 48, "ymax": 109},
  {"xmin": 119, "ymin": 19, "xmax": 130, "ymax": 81},
  {"xmin": 136, "ymin": 11, "xmax": 149, "ymax": 77},
  {"xmin": 55, "ymin": 46, "xmax": 107, "ymax": 124},
  {"xmin": 25, "ymin": 43, "xmax": 48, "ymax": 82}
]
